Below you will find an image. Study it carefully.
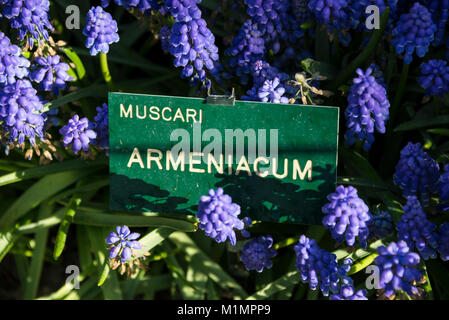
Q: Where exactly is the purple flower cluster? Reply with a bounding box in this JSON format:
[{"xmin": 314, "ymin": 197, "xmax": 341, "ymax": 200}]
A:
[
  {"xmin": 371, "ymin": 210, "xmax": 394, "ymax": 239},
  {"xmin": 225, "ymin": 20, "xmax": 265, "ymax": 85},
  {"xmin": 59, "ymin": 114, "xmax": 97, "ymax": 155},
  {"xmin": 197, "ymin": 188, "xmax": 245, "ymax": 246},
  {"xmin": 0, "ymin": 80, "xmax": 45, "ymax": 146},
  {"xmin": 393, "ymin": 142, "xmax": 440, "ymax": 206},
  {"xmin": 322, "ymin": 185, "xmax": 372, "ymax": 248},
  {"xmin": 30, "ymin": 56, "xmax": 74, "ymax": 95},
  {"xmin": 101, "ymin": 0, "xmax": 160, "ymax": 14},
  {"xmin": 0, "ymin": 0, "xmax": 53, "ymax": 47},
  {"xmin": 438, "ymin": 164, "xmax": 449, "ymax": 211},
  {"xmin": 308, "ymin": 0, "xmax": 355, "ymax": 32},
  {"xmin": 0, "ymin": 32, "xmax": 30, "ymax": 86},
  {"xmin": 392, "ymin": 2, "xmax": 436, "ymax": 64},
  {"xmin": 83, "ymin": 6, "xmax": 120, "ymax": 56},
  {"xmin": 425, "ymin": 0, "xmax": 449, "ymax": 47},
  {"xmin": 374, "ymin": 241, "xmax": 423, "ymax": 298},
  {"xmin": 240, "ymin": 235, "xmax": 277, "ymax": 272},
  {"xmin": 418, "ymin": 59, "xmax": 449, "ymax": 97},
  {"xmin": 257, "ymin": 77, "xmax": 289, "ymax": 104},
  {"xmin": 93, "ymin": 103, "xmax": 109, "ymax": 150},
  {"xmin": 294, "ymin": 235, "xmax": 353, "ymax": 296},
  {"xmin": 397, "ymin": 197, "xmax": 439, "ymax": 260},
  {"xmin": 244, "ymin": 0, "xmax": 303, "ymax": 52},
  {"xmin": 330, "ymin": 285, "xmax": 368, "ymax": 300},
  {"xmin": 345, "ymin": 67, "xmax": 390, "ymax": 151},
  {"xmin": 106, "ymin": 226, "xmax": 142, "ymax": 263},
  {"xmin": 162, "ymin": 0, "xmax": 219, "ymax": 87}
]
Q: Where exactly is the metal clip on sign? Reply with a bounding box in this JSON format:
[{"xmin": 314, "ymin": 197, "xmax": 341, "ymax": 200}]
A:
[{"xmin": 205, "ymin": 88, "xmax": 235, "ymax": 106}]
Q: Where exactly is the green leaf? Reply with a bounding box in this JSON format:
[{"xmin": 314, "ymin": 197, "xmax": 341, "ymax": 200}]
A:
[
  {"xmin": 246, "ymin": 270, "xmax": 299, "ymax": 300},
  {"xmin": 60, "ymin": 47, "xmax": 87, "ymax": 81},
  {"xmin": 427, "ymin": 128, "xmax": 449, "ymax": 137},
  {"xmin": 0, "ymin": 230, "xmax": 17, "ymax": 262},
  {"xmin": 41, "ymin": 84, "xmax": 108, "ymax": 113},
  {"xmin": 301, "ymin": 58, "xmax": 338, "ymax": 79},
  {"xmin": 0, "ymin": 158, "xmax": 107, "ymax": 187},
  {"xmin": 330, "ymin": 8, "xmax": 390, "ymax": 89},
  {"xmin": 86, "ymin": 226, "xmax": 123, "ymax": 299},
  {"xmin": 73, "ymin": 210, "xmax": 197, "ymax": 232},
  {"xmin": 169, "ymin": 232, "xmax": 248, "ymax": 299},
  {"xmin": 347, "ymin": 253, "xmax": 378, "ymax": 276},
  {"xmin": 395, "ymin": 115, "xmax": 449, "ymax": 132},
  {"xmin": 0, "ymin": 170, "xmax": 88, "ymax": 232},
  {"xmin": 23, "ymin": 201, "xmax": 54, "ymax": 299},
  {"xmin": 53, "ymin": 193, "xmax": 83, "ymax": 260},
  {"xmin": 133, "ymin": 227, "xmax": 175, "ymax": 260}
]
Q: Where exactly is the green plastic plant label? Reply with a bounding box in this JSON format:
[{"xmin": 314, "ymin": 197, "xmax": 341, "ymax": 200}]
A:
[{"xmin": 108, "ymin": 92, "xmax": 339, "ymax": 224}]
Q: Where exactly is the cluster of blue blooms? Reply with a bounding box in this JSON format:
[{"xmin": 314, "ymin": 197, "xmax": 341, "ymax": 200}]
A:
[
  {"xmin": 393, "ymin": 142, "xmax": 440, "ymax": 206},
  {"xmin": 374, "ymin": 241, "xmax": 424, "ymax": 298},
  {"xmin": 418, "ymin": 59, "xmax": 449, "ymax": 97},
  {"xmin": 322, "ymin": 185, "xmax": 372, "ymax": 248},
  {"xmin": 397, "ymin": 196, "xmax": 439, "ymax": 260},
  {"xmin": 330, "ymin": 285, "xmax": 368, "ymax": 300},
  {"xmin": 83, "ymin": 6, "xmax": 120, "ymax": 56},
  {"xmin": 371, "ymin": 210, "xmax": 394, "ymax": 239},
  {"xmin": 94, "ymin": 103, "xmax": 109, "ymax": 151},
  {"xmin": 240, "ymin": 235, "xmax": 277, "ymax": 272},
  {"xmin": 345, "ymin": 67, "xmax": 390, "ymax": 150},
  {"xmin": 392, "ymin": 2, "xmax": 436, "ymax": 64},
  {"xmin": 30, "ymin": 56, "xmax": 74, "ymax": 95},
  {"xmin": 106, "ymin": 226, "xmax": 142, "ymax": 263},
  {"xmin": 59, "ymin": 114, "xmax": 97, "ymax": 155},
  {"xmin": 294, "ymin": 235, "xmax": 353, "ymax": 296},
  {"xmin": 196, "ymin": 188, "xmax": 245, "ymax": 246},
  {"xmin": 0, "ymin": 79, "xmax": 45, "ymax": 146},
  {"xmin": 0, "ymin": 0, "xmax": 53, "ymax": 47}
]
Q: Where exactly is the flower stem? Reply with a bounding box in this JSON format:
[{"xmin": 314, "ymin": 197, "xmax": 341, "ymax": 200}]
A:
[
  {"xmin": 389, "ymin": 61, "xmax": 409, "ymax": 129},
  {"xmin": 330, "ymin": 8, "xmax": 390, "ymax": 90},
  {"xmin": 100, "ymin": 52, "xmax": 116, "ymax": 91}
]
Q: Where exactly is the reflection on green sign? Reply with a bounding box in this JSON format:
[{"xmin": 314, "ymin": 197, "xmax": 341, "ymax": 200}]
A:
[{"xmin": 108, "ymin": 92, "xmax": 339, "ymax": 225}]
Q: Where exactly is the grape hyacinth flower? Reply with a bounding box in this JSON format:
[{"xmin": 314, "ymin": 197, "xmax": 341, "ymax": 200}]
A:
[
  {"xmin": 393, "ymin": 142, "xmax": 440, "ymax": 206},
  {"xmin": 322, "ymin": 185, "xmax": 372, "ymax": 248},
  {"xmin": 101, "ymin": 0, "xmax": 160, "ymax": 14},
  {"xmin": 93, "ymin": 103, "xmax": 109, "ymax": 150},
  {"xmin": 330, "ymin": 285, "xmax": 368, "ymax": 300},
  {"xmin": 0, "ymin": 80, "xmax": 45, "ymax": 146},
  {"xmin": 371, "ymin": 210, "xmax": 394, "ymax": 239},
  {"xmin": 438, "ymin": 223, "xmax": 449, "ymax": 261},
  {"xmin": 240, "ymin": 235, "xmax": 277, "ymax": 272},
  {"xmin": 392, "ymin": 2, "xmax": 436, "ymax": 64},
  {"xmin": 106, "ymin": 226, "xmax": 142, "ymax": 263},
  {"xmin": 345, "ymin": 67, "xmax": 390, "ymax": 151},
  {"xmin": 257, "ymin": 77, "xmax": 289, "ymax": 104},
  {"xmin": 83, "ymin": 6, "xmax": 120, "ymax": 56},
  {"xmin": 0, "ymin": 32, "xmax": 30, "ymax": 86},
  {"xmin": 308, "ymin": 0, "xmax": 355, "ymax": 31},
  {"xmin": 0, "ymin": 0, "xmax": 53, "ymax": 47},
  {"xmin": 426, "ymin": 0, "xmax": 449, "ymax": 47},
  {"xmin": 161, "ymin": 0, "xmax": 220, "ymax": 87},
  {"xmin": 59, "ymin": 114, "xmax": 97, "ymax": 155},
  {"xmin": 294, "ymin": 235, "xmax": 353, "ymax": 296},
  {"xmin": 225, "ymin": 20, "xmax": 266, "ymax": 85},
  {"xmin": 374, "ymin": 241, "xmax": 424, "ymax": 298},
  {"xmin": 418, "ymin": 59, "xmax": 449, "ymax": 97},
  {"xmin": 197, "ymin": 188, "xmax": 245, "ymax": 246},
  {"xmin": 397, "ymin": 196, "xmax": 439, "ymax": 260},
  {"xmin": 30, "ymin": 56, "xmax": 74, "ymax": 95},
  {"xmin": 438, "ymin": 164, "xmax": 449, "ymax": 211}
]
